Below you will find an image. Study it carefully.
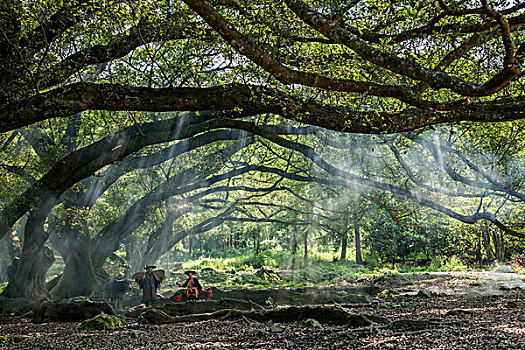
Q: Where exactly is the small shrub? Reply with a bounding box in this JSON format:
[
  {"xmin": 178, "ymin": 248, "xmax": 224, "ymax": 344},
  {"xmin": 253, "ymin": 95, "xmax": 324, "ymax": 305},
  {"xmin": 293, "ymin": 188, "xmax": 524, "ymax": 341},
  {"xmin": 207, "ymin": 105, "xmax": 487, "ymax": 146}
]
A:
[
  {"xmin": 429, "ymin": 256, "xmax": 442, "ymax": 271},
  {"xmin": 234, "ymin": 251, "xmax": 279, "ymax": 269},
  {"xmin": 363, "ymin": 252, "xmax": 380, "ymax": 269},
  {"xmin": 440, "ymin": 256, "xmax": 467, "ymax": 271}
]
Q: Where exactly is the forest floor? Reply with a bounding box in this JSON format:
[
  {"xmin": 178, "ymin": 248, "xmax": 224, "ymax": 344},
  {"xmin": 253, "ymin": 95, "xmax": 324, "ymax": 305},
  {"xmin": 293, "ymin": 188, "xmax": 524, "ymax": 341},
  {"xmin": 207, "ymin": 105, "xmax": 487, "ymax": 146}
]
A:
[{"xmin": 1, "ymin": 271, "xmax": 524, "ymax": 349}]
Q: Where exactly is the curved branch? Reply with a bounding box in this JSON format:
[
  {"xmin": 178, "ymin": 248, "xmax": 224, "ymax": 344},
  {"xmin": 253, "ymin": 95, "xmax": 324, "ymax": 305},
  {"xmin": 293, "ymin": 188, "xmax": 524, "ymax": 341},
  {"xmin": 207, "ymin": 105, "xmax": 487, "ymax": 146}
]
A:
[
  {"xmin": 181, "ymin": 0, "xmax": 468, "ymax": 111},
  {"xmin": 481, "ymin": 0, "xmax": 515, "ymax": 67},
  {"xmin": 385, "ymin": 142, "xmax": 488, "ymax": 199},
  {"xmin": 0, "ymin": 115, "xmax": 237, "ymax": 239}
]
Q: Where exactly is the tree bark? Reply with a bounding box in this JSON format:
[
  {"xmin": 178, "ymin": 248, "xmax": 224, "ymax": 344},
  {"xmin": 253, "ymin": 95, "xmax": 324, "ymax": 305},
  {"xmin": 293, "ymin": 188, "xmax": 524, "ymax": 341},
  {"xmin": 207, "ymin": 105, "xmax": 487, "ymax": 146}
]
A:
[
  {"xmin": 50, "ymin": 230, "xmax": 99, "ymax": 298},
  {"xmin": 2, "ymin": 201, "xmax": 55, "ymax": 299},
  {"xmin": 0, "ymin": 232, "xmax": 13, "ymax": 282}
]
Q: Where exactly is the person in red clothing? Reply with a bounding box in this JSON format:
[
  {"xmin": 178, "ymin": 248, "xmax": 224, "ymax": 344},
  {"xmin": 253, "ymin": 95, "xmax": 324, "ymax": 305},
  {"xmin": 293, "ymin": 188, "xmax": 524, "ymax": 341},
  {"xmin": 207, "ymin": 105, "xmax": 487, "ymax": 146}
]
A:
[{"xmin": 177, "ymin": 270, "xmax": 203, "ymax": 301}]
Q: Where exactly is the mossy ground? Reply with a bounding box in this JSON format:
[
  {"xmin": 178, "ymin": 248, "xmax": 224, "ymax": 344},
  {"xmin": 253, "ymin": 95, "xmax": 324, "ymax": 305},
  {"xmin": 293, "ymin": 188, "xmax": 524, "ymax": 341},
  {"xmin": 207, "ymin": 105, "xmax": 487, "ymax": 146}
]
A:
[{"xmin": 79, "ymin": 313, "xmax": 121, "ymax": 331}]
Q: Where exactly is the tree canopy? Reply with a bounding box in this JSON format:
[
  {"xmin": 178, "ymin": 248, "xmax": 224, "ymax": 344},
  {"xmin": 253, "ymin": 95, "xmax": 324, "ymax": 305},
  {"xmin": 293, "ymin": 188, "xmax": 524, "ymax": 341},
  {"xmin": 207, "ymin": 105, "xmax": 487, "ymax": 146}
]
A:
[{"xmin": 1, "ymin": 0, "xmax": 525, "ymax": 133}]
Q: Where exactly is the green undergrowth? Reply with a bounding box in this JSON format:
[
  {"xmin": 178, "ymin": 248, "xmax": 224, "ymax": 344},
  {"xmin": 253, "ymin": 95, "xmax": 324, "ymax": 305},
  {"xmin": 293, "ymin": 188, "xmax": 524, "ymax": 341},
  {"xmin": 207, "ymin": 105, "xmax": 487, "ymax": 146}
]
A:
[{"xmin": 161, "ymin": 251, "xmax": 489, "ymax": 290}]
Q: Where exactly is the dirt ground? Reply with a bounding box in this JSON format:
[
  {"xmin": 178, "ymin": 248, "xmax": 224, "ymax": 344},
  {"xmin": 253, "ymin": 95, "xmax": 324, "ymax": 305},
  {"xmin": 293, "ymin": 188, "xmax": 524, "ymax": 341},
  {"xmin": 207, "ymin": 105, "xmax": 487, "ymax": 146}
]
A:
[{"xmin": 1, "ymin": 272, "xmax": 524, "ymax": 350}]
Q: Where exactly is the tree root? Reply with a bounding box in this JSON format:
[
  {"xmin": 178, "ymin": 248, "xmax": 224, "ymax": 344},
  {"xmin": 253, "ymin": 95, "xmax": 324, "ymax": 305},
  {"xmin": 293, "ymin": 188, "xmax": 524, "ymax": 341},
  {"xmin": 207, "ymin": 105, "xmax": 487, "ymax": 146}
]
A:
[{"xmin": 138, "ymin": 305, "xmax": 391, "ymax": 326}]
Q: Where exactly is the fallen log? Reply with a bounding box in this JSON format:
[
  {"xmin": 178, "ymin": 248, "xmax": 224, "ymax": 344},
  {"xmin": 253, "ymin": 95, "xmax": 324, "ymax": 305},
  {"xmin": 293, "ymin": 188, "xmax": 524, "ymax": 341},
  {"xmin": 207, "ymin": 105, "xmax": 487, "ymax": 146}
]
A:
[{"xmin": 33, "ymin": 300, "xmax": 115, "ymax": 322}]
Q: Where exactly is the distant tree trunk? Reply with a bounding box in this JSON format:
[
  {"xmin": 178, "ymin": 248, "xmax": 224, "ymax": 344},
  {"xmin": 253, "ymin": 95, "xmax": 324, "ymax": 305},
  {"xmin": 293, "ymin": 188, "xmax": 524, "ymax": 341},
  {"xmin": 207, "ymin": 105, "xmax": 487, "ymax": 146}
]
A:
[
  {"xmin": 234, "ymin": 229, "xmax": 240, "ymax": 248},
  {"xmin": 303, "ymin": 229, "xmax": 308, "ymax": 259},
  {"xmin": 340, "ymin": 231, "xmax": 348, "ymax": 260},
  {"xmin": 223, "ymin": 235, "xmax": 227, "ymax": 259},
  {"xmin": 482, "ymin": 225, "xmax": 494, "ymax": 261},
  {"xmin": 475, "ymin": 231, "xmax": 482, "ymax": 262},
  {"xmin": 290, "ymin": 229, "xmax": 298, "ymax": 256},
  {"xmin": 254, "ymin": 229, "xmax": 260, "ymax": 255},
  {"xmin": 355, "ymin": 224, "xmax": 363, "ymax": 265},
  {"xmin": 492, "ymin": 230, "xmax": 505, "ymax": 262}
]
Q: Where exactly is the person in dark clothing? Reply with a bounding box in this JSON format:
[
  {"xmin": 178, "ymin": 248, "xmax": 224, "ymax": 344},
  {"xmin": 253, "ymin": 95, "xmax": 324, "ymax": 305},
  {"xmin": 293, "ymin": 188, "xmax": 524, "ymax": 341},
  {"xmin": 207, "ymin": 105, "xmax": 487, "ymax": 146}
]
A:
[
  {"xmin": 177, "ymin": 270, "xmax": 203, "ymax": 301},
  {"xmin": 133, "ymin": 265, "xmax": 165, "ymax": 307}
]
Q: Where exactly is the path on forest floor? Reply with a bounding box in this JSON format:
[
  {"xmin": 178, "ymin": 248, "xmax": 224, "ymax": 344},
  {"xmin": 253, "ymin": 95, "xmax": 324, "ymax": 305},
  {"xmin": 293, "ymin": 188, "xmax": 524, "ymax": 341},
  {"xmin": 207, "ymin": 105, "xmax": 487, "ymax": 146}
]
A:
[{"xmin": 389, "ymin": 270, "xmax": 525, "ymax": 297}]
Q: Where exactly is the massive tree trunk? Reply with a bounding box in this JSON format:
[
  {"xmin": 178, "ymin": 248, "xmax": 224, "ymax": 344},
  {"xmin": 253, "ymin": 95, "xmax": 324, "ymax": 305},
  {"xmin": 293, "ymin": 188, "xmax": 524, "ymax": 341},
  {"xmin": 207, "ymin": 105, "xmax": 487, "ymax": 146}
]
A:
[
  {"xmin": 50, "ymin": 228, "xmax": 99, "ymax": 298},
  {"xmin": 2, "ymin": 246, "xmax": 55, "ymax": 300},
  {"xmin": 2, "ymin": 195, "xmax": 58, "ymax": 299},
  {"xmin": 0, "ymin": 231, "xmax": 18, "ymax": 283}
]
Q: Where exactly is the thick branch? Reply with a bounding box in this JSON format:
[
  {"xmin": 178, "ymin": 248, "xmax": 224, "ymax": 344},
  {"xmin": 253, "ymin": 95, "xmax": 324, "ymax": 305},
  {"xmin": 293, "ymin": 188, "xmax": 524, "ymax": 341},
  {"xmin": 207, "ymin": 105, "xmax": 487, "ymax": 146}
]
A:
[
  {"xmin": 0, "ymin": 116, "xmax": 238, "ymax": 239},
  {"xmin": 4, "ymin": 82, "xmax": 525, "ymax": 135},
  {"xmin": 182, "ymin": 0, "xmax": 468, "ymax": 111}
]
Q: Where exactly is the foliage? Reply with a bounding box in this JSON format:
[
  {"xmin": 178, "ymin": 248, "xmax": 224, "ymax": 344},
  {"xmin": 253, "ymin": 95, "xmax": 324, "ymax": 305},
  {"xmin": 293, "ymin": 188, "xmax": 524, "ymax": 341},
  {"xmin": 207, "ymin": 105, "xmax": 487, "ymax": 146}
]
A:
[{"xmin": 363, "ymin": 212, "xmax": 450, "ymax": 264}]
